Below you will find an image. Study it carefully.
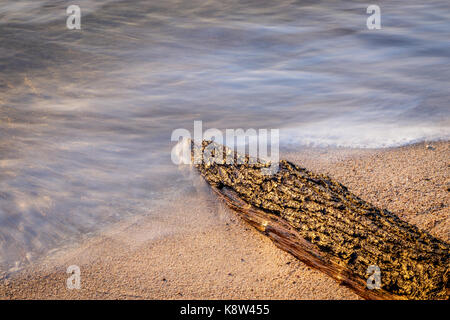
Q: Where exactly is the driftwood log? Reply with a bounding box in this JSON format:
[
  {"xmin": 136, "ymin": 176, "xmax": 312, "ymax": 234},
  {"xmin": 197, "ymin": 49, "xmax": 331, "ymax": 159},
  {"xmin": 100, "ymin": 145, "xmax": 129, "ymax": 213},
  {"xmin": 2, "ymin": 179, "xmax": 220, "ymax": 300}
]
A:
[{"xmin": 190, "ymin": 140, "xmax": 449, "ymax": 300}]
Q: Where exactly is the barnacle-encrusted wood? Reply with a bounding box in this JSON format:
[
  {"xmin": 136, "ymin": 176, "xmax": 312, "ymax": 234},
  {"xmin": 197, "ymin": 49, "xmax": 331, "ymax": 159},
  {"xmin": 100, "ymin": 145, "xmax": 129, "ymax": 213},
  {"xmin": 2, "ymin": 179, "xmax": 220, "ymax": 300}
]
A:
[{"xmin": 192, "ymin": 140, "xmax": 449, "ymax": 300}]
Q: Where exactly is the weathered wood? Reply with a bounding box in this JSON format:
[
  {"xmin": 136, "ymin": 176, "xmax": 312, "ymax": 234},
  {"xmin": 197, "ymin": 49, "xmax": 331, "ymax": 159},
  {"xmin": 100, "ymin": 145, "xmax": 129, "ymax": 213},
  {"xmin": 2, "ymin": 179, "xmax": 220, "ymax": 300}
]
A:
[{"xmin": 192, "ymin": 140, "xmax": 449, "ymax": 300}]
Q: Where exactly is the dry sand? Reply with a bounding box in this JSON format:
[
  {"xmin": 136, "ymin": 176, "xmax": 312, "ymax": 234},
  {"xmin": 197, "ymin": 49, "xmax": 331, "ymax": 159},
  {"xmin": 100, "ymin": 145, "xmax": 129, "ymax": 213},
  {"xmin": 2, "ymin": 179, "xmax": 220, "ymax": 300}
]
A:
[{"xmin": 0, "ymin": 141, "xmax": 448, "ymax": 299}]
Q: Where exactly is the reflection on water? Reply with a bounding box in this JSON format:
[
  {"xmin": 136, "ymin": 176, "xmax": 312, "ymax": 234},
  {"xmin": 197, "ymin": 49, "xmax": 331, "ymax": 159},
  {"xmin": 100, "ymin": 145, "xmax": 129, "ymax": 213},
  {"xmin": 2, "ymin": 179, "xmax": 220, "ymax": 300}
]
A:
[{"xmin": 0, "ymin": 0, "xmax": 449, "ymax": 272}]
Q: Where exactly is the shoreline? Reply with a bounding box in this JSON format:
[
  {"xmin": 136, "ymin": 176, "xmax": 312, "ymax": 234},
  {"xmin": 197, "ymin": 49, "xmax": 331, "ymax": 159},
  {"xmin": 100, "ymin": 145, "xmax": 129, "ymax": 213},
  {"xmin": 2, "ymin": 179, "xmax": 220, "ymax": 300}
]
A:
[{"xmin": 1, "ymin": 141, "xmax": 448, "ymax": 299}]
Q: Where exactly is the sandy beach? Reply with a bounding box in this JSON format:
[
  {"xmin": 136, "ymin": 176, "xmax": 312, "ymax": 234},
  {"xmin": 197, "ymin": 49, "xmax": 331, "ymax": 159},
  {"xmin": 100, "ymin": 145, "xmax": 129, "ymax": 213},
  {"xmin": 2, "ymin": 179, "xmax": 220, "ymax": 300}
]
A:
[{"xmin": 0, "ymin": 141, "xmax": 448, "ymax": 300}]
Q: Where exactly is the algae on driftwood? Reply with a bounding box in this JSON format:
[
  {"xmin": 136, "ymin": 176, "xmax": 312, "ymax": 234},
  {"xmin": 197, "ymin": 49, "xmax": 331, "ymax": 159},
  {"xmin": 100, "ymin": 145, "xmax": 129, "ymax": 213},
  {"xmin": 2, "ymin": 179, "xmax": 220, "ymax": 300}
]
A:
[{"xmin": 190, "ymin": 140, "xmax": 449, "ymax": 300}]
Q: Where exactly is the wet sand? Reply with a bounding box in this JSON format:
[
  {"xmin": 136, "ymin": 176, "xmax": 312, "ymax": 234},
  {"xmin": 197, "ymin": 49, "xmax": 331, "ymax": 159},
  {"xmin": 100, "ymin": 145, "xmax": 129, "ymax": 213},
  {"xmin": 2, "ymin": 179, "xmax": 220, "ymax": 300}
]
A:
[{"xmin": 0, "ymin": 141, "xmax": 448, "ymax": 299}]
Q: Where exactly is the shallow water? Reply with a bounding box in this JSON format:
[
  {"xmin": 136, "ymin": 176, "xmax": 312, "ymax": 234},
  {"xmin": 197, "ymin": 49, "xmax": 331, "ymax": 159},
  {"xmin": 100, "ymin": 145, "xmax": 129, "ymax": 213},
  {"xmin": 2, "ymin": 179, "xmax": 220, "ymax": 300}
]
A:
[{"xmin": 0, "ymin": 0, "xmax": 449, "ymax": 272}]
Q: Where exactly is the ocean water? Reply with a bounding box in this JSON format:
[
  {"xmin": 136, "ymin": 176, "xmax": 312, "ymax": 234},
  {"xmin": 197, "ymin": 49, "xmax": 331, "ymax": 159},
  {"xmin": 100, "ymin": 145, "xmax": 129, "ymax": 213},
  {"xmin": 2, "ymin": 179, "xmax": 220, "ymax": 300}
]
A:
[{"xmin": 0, "ymin": 0, "xmax": 449, "ymax": 272}]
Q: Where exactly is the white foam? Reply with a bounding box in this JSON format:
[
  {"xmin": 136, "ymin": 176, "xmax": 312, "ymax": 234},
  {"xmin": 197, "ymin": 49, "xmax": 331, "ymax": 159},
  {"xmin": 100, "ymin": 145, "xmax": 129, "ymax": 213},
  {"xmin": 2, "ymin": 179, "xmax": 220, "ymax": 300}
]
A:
[{"xmin": 281, "ymin": 120, "xmax": 450, "ymax": 149}]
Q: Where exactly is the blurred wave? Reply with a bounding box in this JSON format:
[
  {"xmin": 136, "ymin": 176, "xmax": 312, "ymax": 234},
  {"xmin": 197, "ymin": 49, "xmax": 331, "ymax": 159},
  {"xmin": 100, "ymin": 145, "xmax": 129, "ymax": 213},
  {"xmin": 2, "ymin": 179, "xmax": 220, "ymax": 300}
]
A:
[{"xmin": 0, "ymin": 0, "xmax": 449, "ymax": 272}]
